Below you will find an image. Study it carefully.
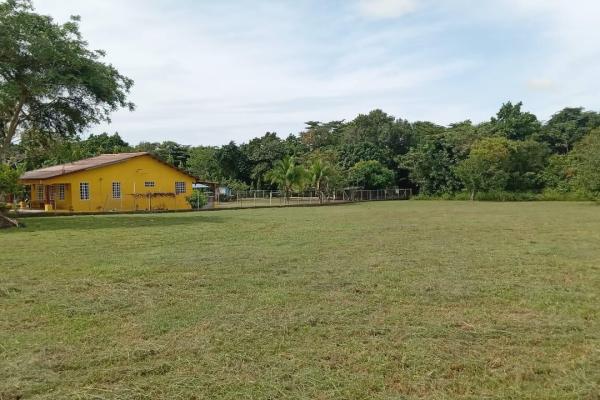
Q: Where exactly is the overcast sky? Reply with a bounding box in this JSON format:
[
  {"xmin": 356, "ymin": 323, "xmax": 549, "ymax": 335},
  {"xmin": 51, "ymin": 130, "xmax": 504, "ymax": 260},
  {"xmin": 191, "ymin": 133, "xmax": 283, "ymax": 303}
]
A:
[{"xmin": 36, "ymin": 0, "xmax": 600, "ymax": 146}]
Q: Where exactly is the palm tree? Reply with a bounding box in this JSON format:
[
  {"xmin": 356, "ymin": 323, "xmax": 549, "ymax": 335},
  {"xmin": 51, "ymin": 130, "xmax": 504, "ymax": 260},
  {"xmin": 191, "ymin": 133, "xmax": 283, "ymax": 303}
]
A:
[
  {"xmin": 266, "ymin": 155, "xmax": 306, "ymax": 202},
  {"xmin": 309, "ymin": 158, "xmax": 336, "ymax": 203}
]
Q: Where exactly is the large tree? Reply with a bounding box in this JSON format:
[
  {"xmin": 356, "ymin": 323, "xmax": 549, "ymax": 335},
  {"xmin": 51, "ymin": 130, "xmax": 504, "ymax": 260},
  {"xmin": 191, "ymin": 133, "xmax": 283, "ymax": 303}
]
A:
[
  {"xmin": 537, "ymin": 107, "xmax": 600, "ymax": 154},
  {"xmin": 216, "ymin": 141, "xmax": 250, "ymax": 182},
  {"xmin": 570, "ymin": 129, "xmax": 600, "ymax": 198},
  {"xmin": 300, "ymin": 120, "xmax": 344, "ymax": 151},
  {"xmin": 0, "ymin": 0, "xmax": 134, "ymax": 162},
  {"xmin": 505, "ymin": 140, "xmax": 549, "ymax": 192},
  {"xmin": 401, "ymin": 139, "xmax": 461, "ymax": 195},
  {"xmin": 488, "ymin": 101, "xmax": 541, "ymax": 141},
  {"xmin": 347, "ymin": 160, "xmax": 394, "ymax": 190},
  {"xmin": 343, "ymin": 109, "xmax": 414, "ymax": 156},
  {"xmin": 79, "ymin": 132, "xmax": 131, "ymax": 157},
  {"xmin": 455, "ymin": 137, "xmax": 512, "ymax": 200},
  {"xmin": 242, "ymin": 132, "xmax": 287, "ymax": 189},
  {"xmin": 154, "ymin": 141, "xmax": 190, "ymax": 168},
  {"xmin": 187, "ymin": 146, "xmax": 222, "ymax": 182}
]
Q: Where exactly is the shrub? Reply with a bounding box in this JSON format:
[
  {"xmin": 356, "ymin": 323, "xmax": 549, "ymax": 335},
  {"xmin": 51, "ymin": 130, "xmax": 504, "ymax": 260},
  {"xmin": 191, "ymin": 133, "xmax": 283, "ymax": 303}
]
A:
[
  {"xmin": 186, "ymin": 190, "xmax": 208, "ymax": 209},
  {"xmin": 347, "ymin": 160, "xmax": 395, "ymax": 189}
]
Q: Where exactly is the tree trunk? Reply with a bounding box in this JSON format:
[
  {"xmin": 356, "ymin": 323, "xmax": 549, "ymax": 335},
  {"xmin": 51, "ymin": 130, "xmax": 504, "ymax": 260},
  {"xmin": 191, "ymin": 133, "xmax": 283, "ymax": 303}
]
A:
[
  {"xmin": 0, "ymin": 208, "xmax": 20, "ymax": 228},
  {"xmin": 1, "ymin": 97, "xmax": 26, "ymax": 163},
  {"xmin": 470, "ymin": 189, "xmax": 476, "ymax": 201},
  {"xmin": 0, "ymin": 141, "xmax": 8, "ymax": 164}
]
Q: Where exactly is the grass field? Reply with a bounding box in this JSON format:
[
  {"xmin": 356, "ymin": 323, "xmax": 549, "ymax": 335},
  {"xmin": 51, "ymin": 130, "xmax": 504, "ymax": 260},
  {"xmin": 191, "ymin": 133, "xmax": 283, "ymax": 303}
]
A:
[{"xmin": 1, "ymin": 201, "xmax": 599, "ymax": 399}]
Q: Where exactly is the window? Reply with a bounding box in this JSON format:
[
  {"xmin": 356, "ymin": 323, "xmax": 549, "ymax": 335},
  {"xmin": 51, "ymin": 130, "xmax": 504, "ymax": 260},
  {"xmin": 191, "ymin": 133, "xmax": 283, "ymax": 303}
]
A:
[
  {"xmin": 175, "ymin": 181, "xmax": 186, "ymax": 194},
  {"xmin": 80, "ymin": 182, "xmax": 90, "ymax": 200},
  {"xmin": 37, "ymin": 184, "xmax": 44, "ymax": 201},
  {"xmin": 48, "ymin": 185, "xmax": 54, "ymax": 201},
  {"xmin": 144, "ymin": 181, "xmax": 155, "ymax": 188},
  {"xmin": 112, "ymin": 182, "xmax": 121, "ymax": 199},
  {"xmin": 57, "ymin": 184, "xmax": 65, "ymax": 201}
]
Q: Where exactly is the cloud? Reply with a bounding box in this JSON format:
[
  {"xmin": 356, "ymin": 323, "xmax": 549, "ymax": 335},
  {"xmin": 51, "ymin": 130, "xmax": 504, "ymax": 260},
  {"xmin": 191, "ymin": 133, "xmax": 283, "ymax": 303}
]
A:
[
  {"xmin": 29, "ymin": 0, "xmax": 600, "ymax": 146},
  {"xmin": 357, "ymin": 0, "xmax": 418, "ymax": 19},
  {"xmin": 526, "ymin": 79, "xmax": 556, "ymax": 92}
]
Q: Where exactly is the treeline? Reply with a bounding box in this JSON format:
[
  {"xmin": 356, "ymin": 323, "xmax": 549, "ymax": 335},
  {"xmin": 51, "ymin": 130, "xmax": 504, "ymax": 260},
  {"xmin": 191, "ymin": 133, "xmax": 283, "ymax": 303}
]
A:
[{"xmin": 5, "ymin": 102, "xmax": 600, "ymax": 200}]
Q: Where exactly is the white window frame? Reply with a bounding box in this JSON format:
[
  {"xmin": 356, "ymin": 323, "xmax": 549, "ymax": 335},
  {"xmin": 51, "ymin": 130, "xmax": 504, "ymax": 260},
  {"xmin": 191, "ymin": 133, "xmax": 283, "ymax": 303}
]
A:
[
  {"xmin": 175, "ymin": 181, "xmax": 186, "ymax": 194},
  {"xmin": 144, "ymin": 181, "xmax": 155, "ymax": 188},
  {"xmin": 112, "ymin": 182, "xmax": 121, "ymax": 199},
  {"xmin": 36, "ymin": 184, "xmax": 44, "ymax": 201},
  {"xmin": 80, "ymin": 182, "xmax": 90, "ymax": 200},
  {"xmin": 57, "ymin": 184, "xmax": 65, "ymax": 201}
]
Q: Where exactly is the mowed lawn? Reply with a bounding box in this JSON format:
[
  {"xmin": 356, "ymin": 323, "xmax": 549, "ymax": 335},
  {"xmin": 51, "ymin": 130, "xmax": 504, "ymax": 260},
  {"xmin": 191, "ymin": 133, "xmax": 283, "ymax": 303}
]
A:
[{"xmin": 1, "ymin": 202, "xmax": 599, "ymax": 399}]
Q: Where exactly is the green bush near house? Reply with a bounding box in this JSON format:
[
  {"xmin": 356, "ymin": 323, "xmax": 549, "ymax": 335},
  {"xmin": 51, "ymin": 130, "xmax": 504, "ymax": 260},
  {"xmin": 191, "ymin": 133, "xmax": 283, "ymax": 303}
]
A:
[{"xmin": 186, "ymin": 189, "xmax": 208, "ymax": 209}]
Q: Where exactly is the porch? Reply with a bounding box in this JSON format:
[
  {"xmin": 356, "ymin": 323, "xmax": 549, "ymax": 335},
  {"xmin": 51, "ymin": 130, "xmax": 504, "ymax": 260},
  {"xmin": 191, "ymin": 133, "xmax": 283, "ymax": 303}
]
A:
[{"xmin": 23, "ymin": 182, "xmax": 73, "ymax": 211}]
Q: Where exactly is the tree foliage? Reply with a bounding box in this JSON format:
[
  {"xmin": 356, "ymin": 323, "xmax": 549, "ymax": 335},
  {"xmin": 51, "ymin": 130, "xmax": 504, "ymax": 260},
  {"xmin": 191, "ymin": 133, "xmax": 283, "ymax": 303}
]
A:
[
  {"xmin": 536, "ymin": 107, "xmax": 600, "ymax": 154},
  {"xmin": 347, "ymin": 160, "xmax": 394, "ymax": 190},
  {"xmin": 265, "ymin": 155, "xmax": 306, "ymax": 198},
  {"xmin": 569, "ymin": 129, "xmax": 600, "ymax": 198},
  {"xmin": 307, "ymin": 158, "xmax": 340, "ymax": 202},
  {"xmin": 242, "ymin": 132, "xmax": 288, "ymax": 188},
  {"xmin": 0, "ymin": 163, "xmax": 21, "ymax": 197},
  {"xmin": 4, "ymin": 77, "xmax": 600, "ymax": 202},
  {"xmin": 0, "ymin": 0, "xmax": 133, "ymax": 162},
  {"xmin": 489, "ymin": 101, "xmax": 541, "ymax": 141},
  {"xmin": 455, "ymin": 137, "xmax": 512, "ymax": 200},
  {"xmin": 187, "ymin": 146, "xmax": 221, "ymax": 181}
]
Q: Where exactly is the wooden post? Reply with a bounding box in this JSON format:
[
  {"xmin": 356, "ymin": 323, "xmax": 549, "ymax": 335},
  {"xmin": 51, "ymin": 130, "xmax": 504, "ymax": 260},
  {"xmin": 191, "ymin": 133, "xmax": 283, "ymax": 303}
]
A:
[{"xmin": 44, "ymin": 183, "xmax": 49, "ymax": 208}]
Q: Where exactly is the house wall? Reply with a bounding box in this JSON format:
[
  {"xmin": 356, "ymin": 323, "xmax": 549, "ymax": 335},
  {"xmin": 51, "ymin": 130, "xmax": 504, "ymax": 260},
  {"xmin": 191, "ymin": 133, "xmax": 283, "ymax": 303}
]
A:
[{"xmin": 23, "ymin": 155, "xmax": 195, "ymax": 212}]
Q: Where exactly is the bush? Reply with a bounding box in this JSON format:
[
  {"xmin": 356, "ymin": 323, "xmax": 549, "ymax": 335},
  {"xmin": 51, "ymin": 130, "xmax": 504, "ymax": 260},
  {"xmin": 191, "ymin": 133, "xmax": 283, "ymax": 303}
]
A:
[
  {"xmin": 474, "ymin": 191, "xmax": 538, "ymax": 201},
  {"xmin": 539, "ymin": 189, "xmax": 592, "ymax": 201},
  {"xmin": 347, "ymin": 160, "xmax": 395, "ymax": 189},
  {"xmin": 412, "ymin": 190, "xmax": 596, "ymax": 201},
  {"xmin": 186, "ymin": 190, "xmax": 208, "ymax": 209}
]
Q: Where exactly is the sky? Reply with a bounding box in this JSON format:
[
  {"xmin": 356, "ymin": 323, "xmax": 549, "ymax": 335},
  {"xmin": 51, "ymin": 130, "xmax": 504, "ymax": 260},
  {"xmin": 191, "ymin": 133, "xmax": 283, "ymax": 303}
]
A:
[{"xmin": 36, "ymin": 0, "xmax": 600, "ymax": 146}]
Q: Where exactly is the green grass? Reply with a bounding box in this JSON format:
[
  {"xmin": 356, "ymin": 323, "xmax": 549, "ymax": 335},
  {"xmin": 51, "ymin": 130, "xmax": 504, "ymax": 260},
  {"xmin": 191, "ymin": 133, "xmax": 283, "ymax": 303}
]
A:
[{"xmin": 1, "ymin": 201, "xmax": 599, "ymax": 399}]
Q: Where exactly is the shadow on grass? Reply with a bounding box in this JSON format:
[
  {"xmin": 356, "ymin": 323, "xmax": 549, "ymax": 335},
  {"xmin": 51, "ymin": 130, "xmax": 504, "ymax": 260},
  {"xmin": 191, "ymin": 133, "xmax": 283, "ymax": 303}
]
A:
[{"xmin": 6, "ymin": 213, "xmax": 226, "ymax": 233}]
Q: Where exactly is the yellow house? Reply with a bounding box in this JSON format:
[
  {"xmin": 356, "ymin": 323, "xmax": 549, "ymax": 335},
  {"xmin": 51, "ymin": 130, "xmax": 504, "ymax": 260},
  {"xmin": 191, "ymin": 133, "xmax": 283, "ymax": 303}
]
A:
[{"xmin": 19, "ymin": 152, "xmax": 202, "ymax": 212}]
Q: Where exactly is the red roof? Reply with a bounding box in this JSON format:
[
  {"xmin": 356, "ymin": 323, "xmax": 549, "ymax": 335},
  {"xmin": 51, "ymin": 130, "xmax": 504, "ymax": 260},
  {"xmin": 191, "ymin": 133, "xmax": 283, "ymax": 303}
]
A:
[{"xmin": 20, "ymin": 152, "xmax": 197, "ymax": 180}]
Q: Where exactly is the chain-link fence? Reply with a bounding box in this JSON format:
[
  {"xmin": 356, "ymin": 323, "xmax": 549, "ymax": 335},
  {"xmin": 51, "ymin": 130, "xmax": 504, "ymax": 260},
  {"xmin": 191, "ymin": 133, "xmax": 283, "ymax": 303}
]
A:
[{"xmin": 203, "ymin": 188, "xmax": 411, "ymax": 209}]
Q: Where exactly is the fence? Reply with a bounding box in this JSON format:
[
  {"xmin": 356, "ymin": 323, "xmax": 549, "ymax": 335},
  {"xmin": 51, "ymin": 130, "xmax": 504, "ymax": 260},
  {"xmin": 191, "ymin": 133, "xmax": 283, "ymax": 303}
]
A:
[{"xmin": 202, "ymin": 188, "xmax": 411, "ymax": 209}]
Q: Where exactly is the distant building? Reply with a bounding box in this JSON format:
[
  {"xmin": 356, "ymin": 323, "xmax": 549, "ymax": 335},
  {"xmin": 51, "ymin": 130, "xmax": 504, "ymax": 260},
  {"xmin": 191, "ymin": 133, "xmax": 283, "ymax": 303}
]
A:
[{"xmin": 19, "ymin": 152, "xmax": 202, "ymax": 212}]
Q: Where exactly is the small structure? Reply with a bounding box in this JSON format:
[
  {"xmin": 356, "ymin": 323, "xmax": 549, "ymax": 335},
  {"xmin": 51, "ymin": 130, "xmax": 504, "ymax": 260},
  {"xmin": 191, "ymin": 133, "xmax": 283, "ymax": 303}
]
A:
[{"xmin": 19, "ymin": 152, "xmax": 203, "ymax": 212}]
